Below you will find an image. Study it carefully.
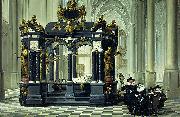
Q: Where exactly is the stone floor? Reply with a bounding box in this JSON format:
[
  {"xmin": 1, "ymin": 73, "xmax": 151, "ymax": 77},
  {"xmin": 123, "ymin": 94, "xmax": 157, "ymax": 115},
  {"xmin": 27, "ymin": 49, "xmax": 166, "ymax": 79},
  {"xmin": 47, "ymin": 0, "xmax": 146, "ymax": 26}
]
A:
[{"xmin": 0, "ymin": 89, "xmax": 180, "ymax": 117}]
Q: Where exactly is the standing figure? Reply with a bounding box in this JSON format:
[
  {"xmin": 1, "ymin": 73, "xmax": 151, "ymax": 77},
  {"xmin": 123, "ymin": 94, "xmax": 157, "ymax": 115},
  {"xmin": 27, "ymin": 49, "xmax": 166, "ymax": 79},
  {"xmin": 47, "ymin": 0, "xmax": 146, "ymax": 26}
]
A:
[
  {"xmin": 104, "ymin": 47, "xmax": 113, "ymax": 77},
  {"xmin": 122, "ymin": 77, "xmax": 137, "ymax": 113}
]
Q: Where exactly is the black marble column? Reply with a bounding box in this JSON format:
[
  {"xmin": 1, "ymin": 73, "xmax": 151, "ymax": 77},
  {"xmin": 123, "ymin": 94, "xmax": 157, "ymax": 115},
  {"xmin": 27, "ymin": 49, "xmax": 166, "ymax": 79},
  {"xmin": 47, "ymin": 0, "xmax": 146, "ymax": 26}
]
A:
[
  {"xmin": 29, "ymin": 51, "xmax": 36, "ymax": 82},
  {"xmin": 68, "ymin": 51, "xmax": 73, "ymax": 81},
  {"xmin": 55, "ymin": 47, "xmax": 59, "ymax": 81},
  {"xmin": 49, "ymin": 49, "xmax": 54, "ymax": 82},
  {"xmin": 96, "ymin": 50, "xmax": 99, "ymax": 81},
  {"xmin": 72, "ymin": 49, "xmax": 77, "ymax": 78},
  {"xmin": 0, "ymin": 0, "xmax": 5, "ymax": 100},
  {"xmin": 36, "ymin": 51, "xmax": 40, "ymax": 82},
  {"xmin": 41, "ymin": 48, "xmax": 46, "ymax": 81},
  {"xmin": 92, "ymin": 50, "xmax": 97, "ymax": 81},
  {"xmin": 98, "ymin": 51, "xmax": 104, "ymax": 82},
  {"xmin": 112, "ymin": 57, "xmax": 115, "ymax": 81}
]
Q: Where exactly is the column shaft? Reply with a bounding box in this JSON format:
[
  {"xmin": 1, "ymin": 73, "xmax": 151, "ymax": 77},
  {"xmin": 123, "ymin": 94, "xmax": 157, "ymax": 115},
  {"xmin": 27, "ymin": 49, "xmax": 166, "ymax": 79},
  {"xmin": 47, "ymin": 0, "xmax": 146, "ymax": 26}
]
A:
[
  {"xmin": 68, "ymin": 51, "xmax": 72, "ymax": 81},
  {"xmin": 98, "ymin": 51, "xmax": 103, "ymax": 82},
  {"xmin": 165, "ymin": 0, "xmax": 178, "ymax": 70},
  {"xmin": 41, "ymin": 48, "xmax": 47, "ymax": 81},
  {"xmin": 72, "ymin": 50, "xmax": 77, "ymax": 78},
  {"xmin": 92, "ymin": 50, "xmax": 97, "ymax": 81},
  {"xmin": 147, "ymin": 0, "xmax": 155, "ymax": 72},
  {"xmin": 49, "ymin": 48, "xmax": 54, "ymax": 82},
  {"xmin": 163, "ymin": 0, "xmax": 179, "ymax": 99},
  {"xmin": 145, "ymin": 0, "xmax": 156, "ymax": 88},
  {"xmin": 36, "ymin": 52, "xmax": 40, "ymax": 82},
  {"xmin": 55, "ymin": 47, "xmax": 59, "ymax": 81},
  {"xmin": 135, "ymin": 0, "xmax": 145, "ymax": 83},
  {"xmin": 0, "ymin": 0, "xmax": 5, "ymax": 100},
  {"xmin": 129, "ymin": 24, "xmax": 135, "ymax": 74}
]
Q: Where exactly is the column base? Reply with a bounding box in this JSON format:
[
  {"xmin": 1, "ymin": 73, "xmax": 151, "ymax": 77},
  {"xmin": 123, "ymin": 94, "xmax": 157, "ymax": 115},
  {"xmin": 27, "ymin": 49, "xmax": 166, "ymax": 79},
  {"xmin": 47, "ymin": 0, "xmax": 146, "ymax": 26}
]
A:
[
  {"xmin": 90, "ymin": 83, "xmax": 105, "ymax": 105},
  {"xmin": 65, "ymin": 82, "xmax": 74, "ymax": 98},
  {"xmin": 134, "ymin": 72, "xmax": 145, "ymax": 84},
  {"xmin": 163, "ymin": 70, "xmax": 180, "ymax": 99},
  {"xmin": 0, "ymin": 71, "xmax": 5, "ymax": 100},
  {"xmin": 145, "ymin": 71, "xmax": 156, "ymax": 88},
  {"xmin": 8, "ymin": 72, "xmax": 20, "ymax": 89}
]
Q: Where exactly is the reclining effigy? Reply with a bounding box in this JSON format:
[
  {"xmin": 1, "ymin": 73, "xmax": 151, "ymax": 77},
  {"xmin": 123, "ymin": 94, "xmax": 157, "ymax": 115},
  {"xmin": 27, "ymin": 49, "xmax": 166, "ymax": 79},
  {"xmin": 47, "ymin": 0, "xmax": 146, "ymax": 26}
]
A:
[{"xmin": 121, "ymin": 77, "xmax": 167, "ymax": 116}]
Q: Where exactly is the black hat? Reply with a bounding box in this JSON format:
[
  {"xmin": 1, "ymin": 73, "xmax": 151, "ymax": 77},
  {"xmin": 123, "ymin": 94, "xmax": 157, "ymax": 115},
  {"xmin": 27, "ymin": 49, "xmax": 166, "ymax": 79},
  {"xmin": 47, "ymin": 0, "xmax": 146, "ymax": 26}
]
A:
[
  {"xmin": 154, "ymin": 85, "xmax": 161, "ymax": 89},
  {"xmin": 127, "ymin": 77, "xmax": 135, "ymax": 82},
  {"xmin": 148, "ymin": 87, "xmax": 154, "ymax": 92}
]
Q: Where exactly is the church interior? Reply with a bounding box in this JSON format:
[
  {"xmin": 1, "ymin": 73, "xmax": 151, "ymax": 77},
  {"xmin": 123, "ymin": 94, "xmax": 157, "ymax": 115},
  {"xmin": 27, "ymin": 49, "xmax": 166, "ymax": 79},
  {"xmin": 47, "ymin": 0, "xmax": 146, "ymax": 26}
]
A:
[{"xmin": 0, "ymin": 0, "xmax": 180, "ymax": 116}]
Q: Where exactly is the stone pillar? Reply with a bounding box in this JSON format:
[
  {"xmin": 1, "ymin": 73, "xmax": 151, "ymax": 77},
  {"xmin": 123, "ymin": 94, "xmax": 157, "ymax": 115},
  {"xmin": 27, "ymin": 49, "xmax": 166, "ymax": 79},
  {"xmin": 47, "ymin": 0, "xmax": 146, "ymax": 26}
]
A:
[
  {"xmin": 98, "ymin": 49, "xmax": 103, "ymax": 83},
  {"xmin": 55, "ymin": 47, "xmax": 59, "ymax": 81},
  {"xmin": 0, "ymin": 0, "xmax": 5, "ymax": 100},
  {"xmin": 36, "ymin": 51, "xmax": 40, "ymax": 83},
  {"xmin": 145, "ymin": 0, "xmax": 156, "ymax": 88},
  {"xmin": 128, "ymin": 24, "xmax": 135, "ymax": 75},
  {"xmin": 9, "ymin": 0, "xmax": 19, "ymax": 88},
  {"xmin": 164, "ymin": 0, "xmax": 179, "ymax": 99},
  {"xmin": 92, "ymin": 50, "xmax": 97, "ymax": 82},
  {"xmin": 128, "ymin": 1, "xmax": 136, "ymax": 77},
  {"xmin": 72, "ymin": 49, "xmax": 77, "ymax": 78},
  {"xmin": 59, "ymin": 45, "xmax": 64, "ymax": 81},
  {"xmin": 67, "ymin": 50, "xmax": 73, "ymax": 82},
  {"xmin": 49, "ymin": 46, "xmax": 54, "ymax": 82},
  {"xmin": 134, "ymin": 0, "xmax": 145, "ymax": 84}
]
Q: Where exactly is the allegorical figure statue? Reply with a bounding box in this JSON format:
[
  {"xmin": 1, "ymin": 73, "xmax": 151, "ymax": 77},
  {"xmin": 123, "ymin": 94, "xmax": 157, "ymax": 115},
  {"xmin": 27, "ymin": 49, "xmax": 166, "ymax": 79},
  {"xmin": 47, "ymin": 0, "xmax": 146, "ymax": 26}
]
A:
[
  {"xmin": 104, "ymin": 47, "xmax": 113, "ymax": 77},
  {"xmin": 67, "ymin": 0, "xmax": 77, "ymax": 10},
  {"xmin": 19, "ymin": 19, "xmax": 29, "ymax": 36}
]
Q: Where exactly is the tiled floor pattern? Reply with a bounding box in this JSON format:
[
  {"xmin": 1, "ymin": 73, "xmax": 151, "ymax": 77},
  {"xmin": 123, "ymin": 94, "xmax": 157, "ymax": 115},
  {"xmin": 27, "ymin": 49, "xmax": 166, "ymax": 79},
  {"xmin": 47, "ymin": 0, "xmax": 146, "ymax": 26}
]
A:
[{"xmin": 0, "ymin": 89, "xmax": 180, "ymax": 117}]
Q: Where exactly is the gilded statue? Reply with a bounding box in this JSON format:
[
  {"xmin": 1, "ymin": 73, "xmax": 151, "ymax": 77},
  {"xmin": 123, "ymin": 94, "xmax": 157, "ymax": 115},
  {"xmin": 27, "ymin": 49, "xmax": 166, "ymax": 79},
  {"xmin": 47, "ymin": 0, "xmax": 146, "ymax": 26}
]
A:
[
  {"xmin": 27, "ymin": 15, "xmax": 44, "ymax": 32},
  {"xmin": 52, "ymin": 22, "xmax": 62, "ymax": 31},
  {"xmin": 65, "ymin": 20, "xmax": 74, "ymax": 33},
  {"xmin": 104, "ymin": 47, "xmax": 113, "ymax": 77},
  {"xmin": 57, "ymin": 5, "xmax": 64, "ymax": 20},
  {"xmin": 108, "ymin": 20, "xmax": 117, "ymax": 28},
  {"xmin": 19, "ymin": 19, "xmax": 29, "ymax": 36},
  {"xmin": 79, "ymin": 5, "xmax": 86, "ymax": 20},
  {"xmin": 21, "ymin": 45, "xmax": 29, "ymax": 83},
  {"xmin": 67, "ymin": 0, "xmax": 77, "ymax": 10},
  {"xmin": 28, "ymin": 15, "xmax": 38, "ymax": 27}
]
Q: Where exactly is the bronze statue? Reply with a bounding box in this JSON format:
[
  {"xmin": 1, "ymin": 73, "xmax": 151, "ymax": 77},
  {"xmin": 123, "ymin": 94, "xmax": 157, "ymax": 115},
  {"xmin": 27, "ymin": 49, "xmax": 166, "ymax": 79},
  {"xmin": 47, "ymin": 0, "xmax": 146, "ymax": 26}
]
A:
[{"xmin": 104, "ymin": 47, "xmax": 113, "ymax": 77}]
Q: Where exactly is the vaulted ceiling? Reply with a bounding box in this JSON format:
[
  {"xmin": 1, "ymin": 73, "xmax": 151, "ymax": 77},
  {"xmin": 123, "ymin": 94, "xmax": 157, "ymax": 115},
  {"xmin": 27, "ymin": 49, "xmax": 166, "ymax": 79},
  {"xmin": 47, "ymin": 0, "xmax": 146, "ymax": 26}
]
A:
[{"xmin": 78, "ymin": 0, "xmax": 134, "ymax": 32}]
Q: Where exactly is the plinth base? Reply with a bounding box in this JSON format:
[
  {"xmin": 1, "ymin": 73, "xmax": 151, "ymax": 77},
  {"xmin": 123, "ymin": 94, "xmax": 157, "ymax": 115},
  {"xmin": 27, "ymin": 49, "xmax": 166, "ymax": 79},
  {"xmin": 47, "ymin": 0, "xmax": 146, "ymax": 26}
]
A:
[
  {"xmin": 90, "ymin": 83, "xmax": 105, "ymax": 105},
  {"xmin": 0, "ymin": 71, "xmax": 5, "ymax": 100},
  {"xmin": 145, "ymin": 71, "xmax": 156, "ymax": 88},
  {"xmin": 134, "ymin": 72, "xmax": 145, "ymax": 84},
  {"xmin": 163, "ymin": 70, "xmax": 180, "ymax": 99}
]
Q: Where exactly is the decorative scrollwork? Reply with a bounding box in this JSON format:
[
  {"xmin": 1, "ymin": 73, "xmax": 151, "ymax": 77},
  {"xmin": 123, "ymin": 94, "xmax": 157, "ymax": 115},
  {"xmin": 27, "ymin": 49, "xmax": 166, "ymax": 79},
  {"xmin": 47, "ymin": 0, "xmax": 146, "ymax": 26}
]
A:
[
  {"xmin": 21, "ymin": 45, "xmax": 29, "ymax": 83},
  {"xmin": 19, "ymin": 19, "xmax": 29, "ymax": 36},
  {"xmin": 52, "ymin": 22, "xmax": 62, "ymax": 31},
  {"xmin": 19, "ymin": 15, "xmax": 45, "ymax": 36},
  {"xmin": 20, "ymin": 86, "xmax": 28, "ymax": 96},
  {"xmin": 65, "ymin": 20, "xmax": 74, "ymax": 33},
  {"xmin": 57, "ymin": 0, "xmax": 86, "ymax": 22}
]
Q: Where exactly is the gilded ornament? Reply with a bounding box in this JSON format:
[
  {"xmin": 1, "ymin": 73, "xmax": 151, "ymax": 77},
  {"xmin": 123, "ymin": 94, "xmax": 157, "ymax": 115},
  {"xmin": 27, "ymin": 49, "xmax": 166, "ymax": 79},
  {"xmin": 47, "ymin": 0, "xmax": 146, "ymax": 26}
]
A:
[
  {"xmin": 19, "ymin": 19, "xmax": 29, "ymax": 36},
  {"xmin": 65, "ymin": 20, "xmax": 74, "ymax": 33}
]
